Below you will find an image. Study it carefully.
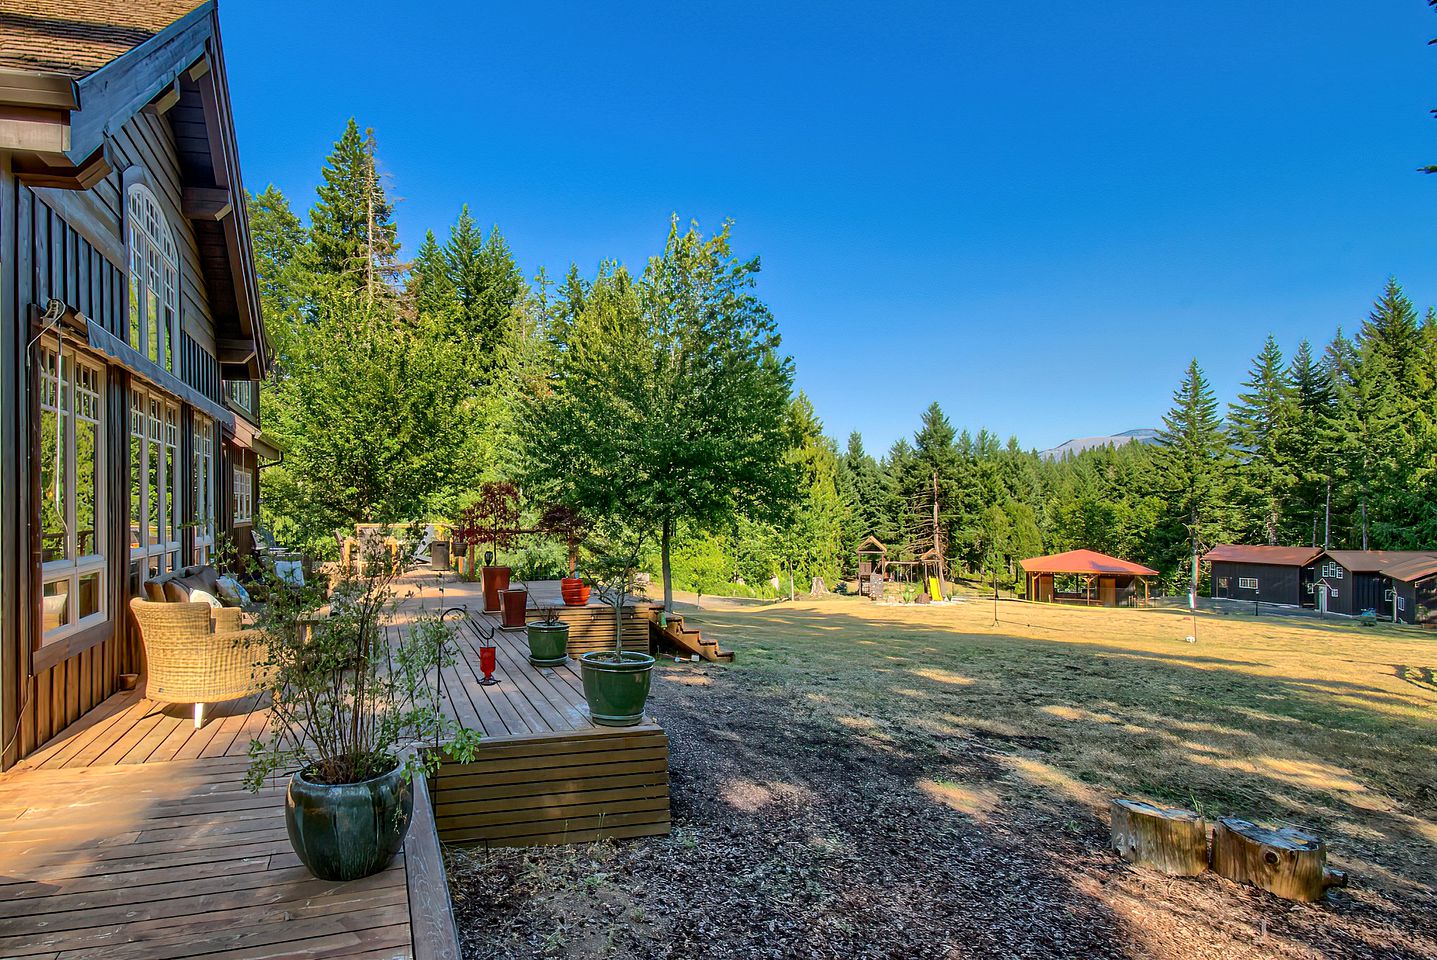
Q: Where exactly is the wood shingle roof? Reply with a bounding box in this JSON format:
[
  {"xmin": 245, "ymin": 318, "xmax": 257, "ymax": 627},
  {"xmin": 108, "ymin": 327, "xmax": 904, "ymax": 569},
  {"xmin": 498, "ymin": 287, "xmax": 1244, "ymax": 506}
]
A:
[{"xmin": 0, "ymin": 0, "xmax": 205, "ymax": 78}]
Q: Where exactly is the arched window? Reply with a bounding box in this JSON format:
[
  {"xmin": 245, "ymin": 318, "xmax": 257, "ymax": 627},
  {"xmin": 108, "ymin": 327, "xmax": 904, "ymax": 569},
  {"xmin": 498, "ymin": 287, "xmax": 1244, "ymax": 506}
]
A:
[{"xmin": 127, "ymin": 184, "xmax": 179, "ymax": 370}]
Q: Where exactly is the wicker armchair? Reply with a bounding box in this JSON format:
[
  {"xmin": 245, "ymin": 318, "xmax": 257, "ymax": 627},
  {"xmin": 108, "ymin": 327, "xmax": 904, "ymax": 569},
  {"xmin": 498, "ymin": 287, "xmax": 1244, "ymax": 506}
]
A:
[{"xmin": 129, "ymin": 598, "xmax": 268, "ymax": 728}]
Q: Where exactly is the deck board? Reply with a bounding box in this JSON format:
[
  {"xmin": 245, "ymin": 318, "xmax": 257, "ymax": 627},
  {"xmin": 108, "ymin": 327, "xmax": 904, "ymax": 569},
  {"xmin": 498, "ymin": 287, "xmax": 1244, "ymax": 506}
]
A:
[
  {"xmin": 1, "ymin": 576, "xmax": 664, "ymax": 957},
  {"xmin": 0, "ymin": 756, "xmax": 413, "ymax": 960}
]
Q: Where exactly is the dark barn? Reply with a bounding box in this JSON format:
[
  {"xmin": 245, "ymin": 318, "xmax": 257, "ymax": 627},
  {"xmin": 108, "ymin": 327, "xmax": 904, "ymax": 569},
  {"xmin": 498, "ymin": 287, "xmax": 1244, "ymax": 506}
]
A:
[
  {"xmin": 1314, "ymin": 551, "xmax": 1436, "ymax": 618},
  {"xmin": 1378, "ymin": 556, "xmax": 1437, "ymax": 626},
  {"xmin": 1203, "ymin": 545, "xmax": 1321, "ymax": 607}
]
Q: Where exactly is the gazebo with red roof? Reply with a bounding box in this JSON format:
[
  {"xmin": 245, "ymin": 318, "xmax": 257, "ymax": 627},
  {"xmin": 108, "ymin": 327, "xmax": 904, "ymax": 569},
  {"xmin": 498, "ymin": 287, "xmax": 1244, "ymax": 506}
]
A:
[{"xmin": 1020, "ymin": 549, "xmax": 1159, "ymax": 607}]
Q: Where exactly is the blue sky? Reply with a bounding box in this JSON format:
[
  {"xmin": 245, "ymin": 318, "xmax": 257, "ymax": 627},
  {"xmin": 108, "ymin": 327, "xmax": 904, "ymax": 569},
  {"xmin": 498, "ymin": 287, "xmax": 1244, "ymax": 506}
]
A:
[{"xmin": 221, "ymin": 1, "xmax": 1437, "ymax": 453}]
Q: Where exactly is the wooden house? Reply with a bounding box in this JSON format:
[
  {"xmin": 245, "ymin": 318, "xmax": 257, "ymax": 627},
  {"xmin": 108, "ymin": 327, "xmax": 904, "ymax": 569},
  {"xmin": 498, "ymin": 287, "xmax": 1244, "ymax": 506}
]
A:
[
  {"xmin": 1379, "ymin": 555, "xmax": 1437, "ymax": 626},
  {"xmin": 1311, "ymin": 551, "xmax": 1435, "ymax": 618},
  {"xmin": 1202, "ymin": 545, "xmax": 1322, "ymax": 607},
  {"xmin": 0, "ymin": 1, "xmax": 274, "ymax": 770}
]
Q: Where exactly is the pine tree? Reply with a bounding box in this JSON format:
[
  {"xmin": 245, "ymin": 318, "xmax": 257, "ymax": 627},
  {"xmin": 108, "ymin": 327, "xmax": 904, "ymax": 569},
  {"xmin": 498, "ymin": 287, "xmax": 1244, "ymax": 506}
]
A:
[
  {"xmin": 1228, "ymin": 335, "xmax": 1294, "ymax": 545},
  {"xmin": 246, "ymin": 185, "xmax": 308, "ymax": 363},
  {"xmin": 1155, "ymin": 359, "xmax": 1232, "ymax": 606},
  {"xmin": 407, "ymin": 230, "xmax": 457, "ymax": 322},
  {"xmin": 309, "ymin": 119, "xmax": 399, "ymax": 301},
  {"xmin": 1281, "ymin": 339, "xmax": 1332, "ymax": 546}
]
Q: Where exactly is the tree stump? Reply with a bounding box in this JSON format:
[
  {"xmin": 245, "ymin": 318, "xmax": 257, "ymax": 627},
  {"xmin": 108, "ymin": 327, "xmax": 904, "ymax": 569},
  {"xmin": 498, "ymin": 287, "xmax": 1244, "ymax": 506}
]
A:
[
  {"xmin": 1109, "ymin": 799, "xmax": 1208, "ymax": 876},
  {"xmin": 1211, "ymin": 818, "xmax": 1345, "ymax": 901}
]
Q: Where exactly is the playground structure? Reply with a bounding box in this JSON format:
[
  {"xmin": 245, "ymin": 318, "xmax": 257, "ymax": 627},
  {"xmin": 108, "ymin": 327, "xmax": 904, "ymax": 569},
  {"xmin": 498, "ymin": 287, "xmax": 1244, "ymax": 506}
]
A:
[{"xmin": 855, "ymin": 537, "xmax": 946, "ymax": 601}]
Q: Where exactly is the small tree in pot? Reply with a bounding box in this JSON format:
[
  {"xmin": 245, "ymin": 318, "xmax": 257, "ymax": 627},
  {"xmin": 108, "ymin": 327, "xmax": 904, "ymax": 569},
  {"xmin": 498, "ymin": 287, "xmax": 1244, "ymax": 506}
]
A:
[
  {"xmin": 472, "ymin": 482, "xmax": 521, "ymax": 613},
  {"xmin": 241, "ymin": 536, "xmax": 480, "ymax": 881},
  {"xmin": 577, "ymin": 523, "xmax": 655, "ymax": 726}
]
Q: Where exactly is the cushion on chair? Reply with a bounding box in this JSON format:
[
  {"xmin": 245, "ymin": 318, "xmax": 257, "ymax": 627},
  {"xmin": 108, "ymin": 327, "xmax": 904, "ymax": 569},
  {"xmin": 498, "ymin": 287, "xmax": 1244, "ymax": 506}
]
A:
[
  {"xmin": 188, "ymin": 588, "xmax": 224, "ymax": 610},
  {"xmin": 161, "ymin": 579, "xmax": 191, "ymax": 602},
  {"xmin": 214, "ymin": 575, "xmax": 251, "ymax": 608}
]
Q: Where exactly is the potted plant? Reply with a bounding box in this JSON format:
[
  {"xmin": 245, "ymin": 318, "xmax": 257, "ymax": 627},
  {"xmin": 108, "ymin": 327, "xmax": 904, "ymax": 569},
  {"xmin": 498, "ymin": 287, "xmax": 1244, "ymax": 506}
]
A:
[
  {"xmin": 472, "ymin": 482, "xmax": 520, "ymax": 612},
  {"xmin": 526, "ymin": 605, "xmax": 570, "ymax": 666},
  {"xmin": 541, "ymin": 504, "xmax": 590, "ymax": 606},
  {"xmin": 577, "ymin": 528, "xmax": 656, "ymax": 726},
  {"xmin": 241, "ymin": 537, "xmax": 480, "ymax": 881}
]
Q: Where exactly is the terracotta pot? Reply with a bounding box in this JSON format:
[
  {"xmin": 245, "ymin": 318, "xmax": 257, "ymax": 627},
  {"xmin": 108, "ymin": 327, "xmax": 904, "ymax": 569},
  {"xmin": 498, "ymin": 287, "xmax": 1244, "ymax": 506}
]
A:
[
  {"xmin": 481, "ymin": 565, "xmax": 511, "ymax": 612},
  {"xmin": 560, "ymin": 577, "xmax": 591, "ymax": 606},
  {"xmin": 500, "ymin": 587, "xmax": 528, "ymax": 629}
]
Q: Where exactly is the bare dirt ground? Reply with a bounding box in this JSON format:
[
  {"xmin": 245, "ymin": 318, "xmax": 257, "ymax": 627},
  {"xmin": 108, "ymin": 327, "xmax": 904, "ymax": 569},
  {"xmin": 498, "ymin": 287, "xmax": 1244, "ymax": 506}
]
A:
[{"xmin": 447, "ymin": 595, "xmax": 1437, "ymax": 959}]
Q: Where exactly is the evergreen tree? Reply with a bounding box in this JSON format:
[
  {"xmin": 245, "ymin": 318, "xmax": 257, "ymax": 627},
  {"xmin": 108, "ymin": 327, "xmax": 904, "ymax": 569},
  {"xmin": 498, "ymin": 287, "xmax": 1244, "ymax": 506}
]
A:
[
  {"xmin": 246, "ymin": 185, "xmax": 308, "ymax": 363},
  {"xmin": 1281, "ymin": 339, "xmax": 1332, "ymax": 546},
  {"xmin": 309, "ymin": 119, "xmax": 399, "ymax": 302},
  {"xmin": 407, "ymin": 230, "xmax": 457, "ymax": 322},
  {"xmin": 1155, "ymin": 359, "xmax": 1232, "ymax": 606},
  {"xmin": 1228, "ymin": 335, "xmax": 1294, "ymax": 545}
]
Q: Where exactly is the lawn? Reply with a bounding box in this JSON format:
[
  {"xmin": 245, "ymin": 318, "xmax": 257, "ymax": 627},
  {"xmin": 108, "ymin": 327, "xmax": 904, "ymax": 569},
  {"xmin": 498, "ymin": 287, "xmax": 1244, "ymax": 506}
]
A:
[{"xmin": 448, "ymin": 594, "xmax": 1437, "ymax": 959}]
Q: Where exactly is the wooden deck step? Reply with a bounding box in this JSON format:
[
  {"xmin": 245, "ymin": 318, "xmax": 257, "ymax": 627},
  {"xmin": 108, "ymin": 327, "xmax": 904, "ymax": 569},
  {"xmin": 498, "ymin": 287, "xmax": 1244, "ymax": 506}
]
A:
[{"xmin": 653, "ymin": 614, "xmax": 734, "ymax": 663}]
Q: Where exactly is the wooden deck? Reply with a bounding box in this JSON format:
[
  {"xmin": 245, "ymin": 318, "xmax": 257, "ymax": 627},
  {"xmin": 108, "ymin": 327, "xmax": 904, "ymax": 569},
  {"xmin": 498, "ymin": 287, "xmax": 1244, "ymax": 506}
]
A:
[{"xmin": 0, "ymin": 577, "xmax": 669, "ymax": 957}]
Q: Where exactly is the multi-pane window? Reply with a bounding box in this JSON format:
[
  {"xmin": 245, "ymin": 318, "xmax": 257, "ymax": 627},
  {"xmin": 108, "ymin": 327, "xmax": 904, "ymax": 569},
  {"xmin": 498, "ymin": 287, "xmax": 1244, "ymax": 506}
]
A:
[
  {"xmin": 129, "ymin": 386, "xmax": 181, "ymax": 590},
  {"xmin": 1238, "ymin": 577, "xmax": 1258, "ymax": 590},
  {"xmin": 233, "ymin": 465, "xmax": 254, "ymax": 525},
  {"xmin": 127, "ymin": 185, "xmax": 179, "ymax": 371},
  {"xmin": 1321, "ymin": 562, "xmax": 1344, "ymax": 580},
  {"xmin": 226, "ymin": 380, "xmax": 256, "ymax": 415},
  {"xmin": 39, "ymin": 346, "xmax": 106, "ymax": 642},
  {"xmin": 193, "ymin": 416, "xmax": 215, "ymax": 564}
]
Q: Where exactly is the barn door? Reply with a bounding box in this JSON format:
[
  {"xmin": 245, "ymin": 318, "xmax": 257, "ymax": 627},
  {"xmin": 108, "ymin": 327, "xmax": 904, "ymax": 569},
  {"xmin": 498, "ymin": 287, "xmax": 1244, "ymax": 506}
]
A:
[{"xmin": 1098, "ymin": 577, "xmax": 1116, "ymax": 606}]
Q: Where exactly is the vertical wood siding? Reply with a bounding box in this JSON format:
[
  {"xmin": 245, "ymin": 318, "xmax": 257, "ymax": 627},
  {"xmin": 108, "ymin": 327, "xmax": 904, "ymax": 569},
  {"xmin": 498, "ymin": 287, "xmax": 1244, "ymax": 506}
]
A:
[{"xmin": 4, "ymin": 105, "xmax": 225, "ymax": 766}]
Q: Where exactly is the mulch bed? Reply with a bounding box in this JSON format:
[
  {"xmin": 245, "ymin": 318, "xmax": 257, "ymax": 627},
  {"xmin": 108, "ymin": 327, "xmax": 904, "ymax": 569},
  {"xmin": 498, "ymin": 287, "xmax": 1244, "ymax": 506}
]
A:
[{"xmin": 447, "ymin": 664, "xmax": 1437, "ymax": 960}]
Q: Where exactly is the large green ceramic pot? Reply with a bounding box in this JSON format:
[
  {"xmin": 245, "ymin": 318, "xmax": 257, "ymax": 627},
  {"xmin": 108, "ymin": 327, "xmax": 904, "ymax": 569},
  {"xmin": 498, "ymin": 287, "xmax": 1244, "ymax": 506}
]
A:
[
  {"xmin": 578, "ymin": 651, "xmax": 655, "ymax": 726},
  {"xmin": 285, "ymin": 758, "xmax": 413, "ymax": 881},
  {"xmin": 527, "ymin": 621, "xmax": 571, "ymax": 666}
]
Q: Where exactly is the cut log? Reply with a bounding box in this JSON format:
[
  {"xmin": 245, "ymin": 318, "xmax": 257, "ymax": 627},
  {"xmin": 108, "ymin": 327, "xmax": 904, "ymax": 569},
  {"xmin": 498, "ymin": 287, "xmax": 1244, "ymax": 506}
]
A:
[
  {"xmin": 1211, "ymin": 818, "xmax": 1344, "ymax": 902},
  {"xmin": 1109, "ymin": 799, "xmax": 1208, "ymax": 876}
]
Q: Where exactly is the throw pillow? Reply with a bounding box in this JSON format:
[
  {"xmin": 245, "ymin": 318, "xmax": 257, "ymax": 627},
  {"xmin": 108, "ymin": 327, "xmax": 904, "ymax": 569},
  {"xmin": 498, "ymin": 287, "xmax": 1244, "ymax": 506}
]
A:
[
  {"xmin": 188, "ymin": 588, "xmax": 224, "ymax": 610},
  {"xmin": 214, "ymin": 575, "xmax": 252, "ymax": 608}
]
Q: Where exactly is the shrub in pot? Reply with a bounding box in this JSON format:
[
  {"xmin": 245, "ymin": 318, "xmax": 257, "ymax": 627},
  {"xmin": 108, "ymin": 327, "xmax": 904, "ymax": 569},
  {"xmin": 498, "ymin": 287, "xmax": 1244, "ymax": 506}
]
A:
[
  {"xmin": 527, "ymin": 607, "xmax": 570, "ymax": 666},
  {"xmin": 241, "ymin": 537, "xmax": 480, "ymax": 881},
  {"xmin": 578, "ymin": 534, "xmax": 655, "ymax": 727}
]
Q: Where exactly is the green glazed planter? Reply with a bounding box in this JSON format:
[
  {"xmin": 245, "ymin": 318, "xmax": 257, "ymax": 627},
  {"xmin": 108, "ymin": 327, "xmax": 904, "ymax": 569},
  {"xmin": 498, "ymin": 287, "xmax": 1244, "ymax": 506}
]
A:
[
  {"xmin": 285, "ymin": 758, "xmax": 413, "ymax": 881},
  {"xmin": 527, "ymin": 621, "xmax": 571, "ymax": 666},
  {"xmin": 578, "ymin": 651, "xmax": 655, "ymax": 726}
]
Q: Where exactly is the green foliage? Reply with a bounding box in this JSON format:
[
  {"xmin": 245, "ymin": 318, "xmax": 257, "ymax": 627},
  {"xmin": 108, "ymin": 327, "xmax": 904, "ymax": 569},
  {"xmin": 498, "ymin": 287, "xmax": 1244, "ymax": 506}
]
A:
[
  {"xmin": 241, "ymin": 541, "xmax": 480, "ymax": 790},
  {"xmin": 1155, "ymin": 359, "xmax": 1233, "ymax": 598},
  {"xmin": 261, "ymin": 290, "xmax": 472, "ymax": 554},
  {"xmin": 521, "ymin": 218, "xmax": 798, "ymax": 610}
]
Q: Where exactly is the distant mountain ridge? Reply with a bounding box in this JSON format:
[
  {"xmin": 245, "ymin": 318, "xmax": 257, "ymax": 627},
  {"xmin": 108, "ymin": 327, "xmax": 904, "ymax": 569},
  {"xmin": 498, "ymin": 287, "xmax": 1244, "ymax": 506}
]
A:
[{"xmin": 1040, "ymin": 428, "xmax": 1160, "ymax": 461}]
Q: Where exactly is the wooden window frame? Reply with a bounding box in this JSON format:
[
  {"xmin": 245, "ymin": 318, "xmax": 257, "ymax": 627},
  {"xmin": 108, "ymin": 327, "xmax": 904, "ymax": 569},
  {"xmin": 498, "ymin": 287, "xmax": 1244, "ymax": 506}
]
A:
[
  {"xmin": 233, "ymin": 464, "xmax": 253, "ymax": 525},
  {"xmin": 36, "ymin": 343, "xmax": 108, "ymax": 646},
  {"xmin": 1237, "ymin": 577, "xmax": 1258, "ymax": 590},
  {"xmin": 129, "ymin": 384, "xmax": 182, "ymax": 590},
  {"xmin": 124, "ymin": 182, "xmax": 180, "ymax": 374},
  {"xmin": 192, "ymin": 415, "xmax": 216, "ymax": 563}
]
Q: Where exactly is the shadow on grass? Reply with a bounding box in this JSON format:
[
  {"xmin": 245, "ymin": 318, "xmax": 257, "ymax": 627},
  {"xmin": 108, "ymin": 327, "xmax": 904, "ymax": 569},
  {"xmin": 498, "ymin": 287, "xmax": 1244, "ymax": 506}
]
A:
[{"xmin": 644, "ymin": 599, "xmax": 1437, "ymax": 959}]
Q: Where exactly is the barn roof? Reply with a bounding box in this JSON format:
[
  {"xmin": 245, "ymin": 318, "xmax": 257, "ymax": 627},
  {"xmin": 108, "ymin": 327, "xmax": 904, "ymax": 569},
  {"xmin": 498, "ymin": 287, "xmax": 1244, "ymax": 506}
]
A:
[
  {"xmin": 1201, "ymin": 545, "xmax": 1323, "ymax": 567},
  {"xmin": 1020, "ymin": 549, "xmax": 1158, "ymax": 577},
  {"xmin": 1381, "ymin": 555, "xmax": 1437, "ymax": 583},
  {"xmin": 1321, "ymin": 550, "xmax": 1436, "ymax": 574},
  {"xmin": 0, "ymin": 0, "xmax": 206, "ymax": 78}
]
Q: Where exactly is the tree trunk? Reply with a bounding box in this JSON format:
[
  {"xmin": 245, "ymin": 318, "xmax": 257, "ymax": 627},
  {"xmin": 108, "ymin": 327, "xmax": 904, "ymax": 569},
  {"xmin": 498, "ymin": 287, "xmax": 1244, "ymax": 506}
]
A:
[
  {"xmin": 1211, "ymin": 818, "xmax": 1345, "ymax": 902},
  {"xmin": 1109, "ymin": 799, "xmax": 1208, "ymax": 876},
  {"xmin": 660, "ymin": 517, "xmax": 674, "ymax": 613}
]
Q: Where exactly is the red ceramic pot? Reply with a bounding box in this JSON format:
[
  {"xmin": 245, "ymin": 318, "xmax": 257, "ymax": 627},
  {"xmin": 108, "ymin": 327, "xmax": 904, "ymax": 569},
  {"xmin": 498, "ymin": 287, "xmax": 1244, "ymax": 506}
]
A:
[
  {"xmin": 500, "ymin": 588, "xmax": 528, "ymax": 629},
  {"xmin": 481, "ymin": 566, "xmax": 511, "ymax": 613},
  {"xmin": 560, "ymin": 577, "xmax": 591, "ymax": 606}
]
